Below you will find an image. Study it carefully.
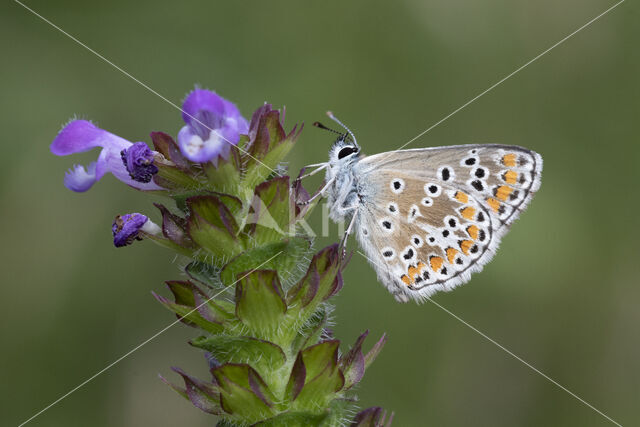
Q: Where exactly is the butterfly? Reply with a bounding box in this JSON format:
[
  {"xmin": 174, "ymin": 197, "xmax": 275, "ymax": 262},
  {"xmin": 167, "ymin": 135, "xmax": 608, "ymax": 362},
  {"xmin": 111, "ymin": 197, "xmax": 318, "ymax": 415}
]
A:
[{"xmin": 301, "ymin": 113, "xmax": 542, "ymax": 303}]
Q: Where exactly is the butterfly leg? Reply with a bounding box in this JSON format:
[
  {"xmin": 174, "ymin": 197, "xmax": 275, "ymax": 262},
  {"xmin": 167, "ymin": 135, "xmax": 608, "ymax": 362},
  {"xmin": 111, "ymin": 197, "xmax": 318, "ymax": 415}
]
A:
[
  {"xmin": 300, "ymin": 177, "xmax": 335, "ymax": 206},
  {"xmin": 294, "ymin": 163, "xmax": 328, "ymax": 182},
  {"xmin": 339, "ymin": 204, "xmax": 359, "ymax": 259}
]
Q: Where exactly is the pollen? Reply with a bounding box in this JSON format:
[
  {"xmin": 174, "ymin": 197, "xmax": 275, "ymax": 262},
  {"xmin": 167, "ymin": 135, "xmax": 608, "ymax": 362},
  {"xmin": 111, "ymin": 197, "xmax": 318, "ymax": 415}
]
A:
[
  {"xmin": 503, "ymin": 170, "xmax": 518, "ymax": 184},
  {"xmin": 460, "ymin": 206, "xmax": 476, "ymax": 220},
  {"xmin": 495, "ymin": 185, "xmax": 513, "ymax": 201},
  {"xmin": 459, "ymin": 240, "xmax": 473, "ymax": 255},
  {"xmin": 486, "ymin": 197, "xmax": 501, "ymax": 212},
  {"xmin": 446, "ymin": 248, "xmax": 458, "ymax": 264},
  {"xmin": 429, "ymin": 256, "xmax": 444, "ymax": 272},
  {"xmin": 454, "ymin": 191, "xmax": 469, "ymax": 203},
  {"xmin": 466, "ymin": 225, "xmax": 479, "ymax": 240},
  {"xmin": 401, "ymin": 274, "xmax": 413, "ymax": 286},
  {"xmin": 502, "ymin": 153, "xmax": 517, "ymax": 167}
]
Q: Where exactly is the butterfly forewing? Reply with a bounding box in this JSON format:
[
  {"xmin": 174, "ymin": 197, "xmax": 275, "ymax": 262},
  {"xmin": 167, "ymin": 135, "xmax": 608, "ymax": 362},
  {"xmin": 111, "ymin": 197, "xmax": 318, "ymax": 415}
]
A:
[{"xmin": 354, "ymin": 144, "xmax": 542, "ymax": 302}]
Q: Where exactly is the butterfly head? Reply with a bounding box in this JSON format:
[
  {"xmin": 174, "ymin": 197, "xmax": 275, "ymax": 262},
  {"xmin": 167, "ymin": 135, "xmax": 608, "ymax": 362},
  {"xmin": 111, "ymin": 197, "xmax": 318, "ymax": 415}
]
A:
[
  {"xmin": 329, "ymin": 135, "xmax": 360, "ymax": 164},
  {"xmin": 315, "ymin": 111, "xmax": 361, "ymax": 168}
]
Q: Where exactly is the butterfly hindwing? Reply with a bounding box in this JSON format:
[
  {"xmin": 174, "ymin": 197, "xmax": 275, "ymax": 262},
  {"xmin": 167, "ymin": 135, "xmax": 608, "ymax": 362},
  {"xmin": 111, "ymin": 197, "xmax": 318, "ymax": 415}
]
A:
[{"xmin": 354, "ymin": 144, "xmax": 542, "ymax": 302}]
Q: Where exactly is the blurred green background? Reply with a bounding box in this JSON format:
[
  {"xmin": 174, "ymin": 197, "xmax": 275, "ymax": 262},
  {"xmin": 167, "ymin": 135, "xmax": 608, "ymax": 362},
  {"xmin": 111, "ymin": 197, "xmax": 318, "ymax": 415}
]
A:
[{"xmin": 2, "ymin": 0, "xmax": 638, "ymax": 425}]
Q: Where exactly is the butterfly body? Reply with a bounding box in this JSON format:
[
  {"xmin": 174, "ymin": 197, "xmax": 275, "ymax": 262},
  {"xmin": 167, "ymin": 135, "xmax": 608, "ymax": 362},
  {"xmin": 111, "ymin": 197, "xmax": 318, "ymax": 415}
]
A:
[{"xmin": 322, "ymin": 135, "xmax": 542, "ymax": 303}]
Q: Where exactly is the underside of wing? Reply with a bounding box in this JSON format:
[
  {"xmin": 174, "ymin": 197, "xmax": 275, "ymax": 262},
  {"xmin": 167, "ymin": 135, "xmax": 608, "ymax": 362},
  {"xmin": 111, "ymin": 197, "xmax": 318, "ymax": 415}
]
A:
[{"xmin": 354, "ymin": 144, "xmax": 542, "ymax": 302}]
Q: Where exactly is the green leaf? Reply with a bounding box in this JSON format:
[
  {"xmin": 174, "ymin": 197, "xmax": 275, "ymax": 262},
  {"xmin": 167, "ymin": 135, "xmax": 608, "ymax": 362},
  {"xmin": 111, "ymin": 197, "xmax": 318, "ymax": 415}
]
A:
[
  {"xmin": 152, "ymin": 281, "xmax": 232, "ymax": 333},
  {"xmin": 172, "ymin": 190, "xmax": 243, "ymax": 217},
  {"xmin": 169, "ymin": 281, "xmax": 234, "ymax": 322},
  {"xmin": 248, "ymin": 176, "xmax": 294, "ymax": 245},
  {"xmin": 219, "ymin": 237, "xmax": 312, "ymax": 287},
  {"xmin": 153, "ymin": 159, "xmax": 204, "ymax": 190},
  {"xmin": 202, "ymin": 146, "xmax": 242, "ymax": 194},
  {"xmin": 235, "ymin": 270, "xmax": 286, "ymax": 333},
  {"xmin": 340, "ymin": 331, "xmax": 368, "ymax": 390},
  {"xmin": 292, "ymin": 341, "xmax": 345, "ymax": 409},
  {"xmin": 291, "ymin": 308, "xmax": 329, "ymax": 354},
  {"xmin": 301, "ymin": 340, "xmax": 340, "ymax": 381},
  {"xmin": 150, "ymin": 131, "xmax": 190, "ymax": 169},
  {"xmin": 364, "ymin": 333, "xmax": 387, "ymax": 370},
  {"xmin": 190, "ymin": 335, "xmax": 286, "ymax": 369},
  {"xmin": 212, "ymin": 364, "xmax": 275, "ymax": 421},
  {"xmin": 186, "ymin": 195, "xmax": 243, "ymax": 258},
  {"xmin": 185, "ymin": 260, "xmax": 221, "ymax": 288},
  {"xmin": 168, "ymin": 367, "xmax": 222, "ymax": 415},
  {"xmin": 153, "ymin": 292, "xmax": 222, "ymax": 333},
  {"xmin": 212, "ymin": 192, "xmax": 244, "ymax": 217},
  {"xmin": 242, "ymin": 105, "xmax": 302, "ymax": 189},
  {"xmin": 154, "ymin": 203, "xmax": 194, "ymax": 248},
  {"xmin": 181, "ymin": 262, "xmax": 237, "ymax": 313},
  {"xmin": 351, "ymin": 406, "xmax": 393, "ymax": 427},
  {"xmin": 143, "ymin": 232, "xmax": 195, "ymax": 257},
  {"xmin": 285, "ymin": 351, "xmax": 306, "ymax": 402},
  {"xmin": 158, "ymin": 374, "xmax": 188, "ymax": 401},
  {"xmin": 287, "ymin": 245, "xmax": 343, "ymax": 315}
]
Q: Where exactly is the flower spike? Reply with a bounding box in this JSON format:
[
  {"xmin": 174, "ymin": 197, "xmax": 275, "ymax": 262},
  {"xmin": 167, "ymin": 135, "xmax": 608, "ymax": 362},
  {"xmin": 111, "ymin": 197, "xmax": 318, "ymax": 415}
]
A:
[{"xmin": 51, "ymin": 89, "xmax": 389, "ymax": 425}]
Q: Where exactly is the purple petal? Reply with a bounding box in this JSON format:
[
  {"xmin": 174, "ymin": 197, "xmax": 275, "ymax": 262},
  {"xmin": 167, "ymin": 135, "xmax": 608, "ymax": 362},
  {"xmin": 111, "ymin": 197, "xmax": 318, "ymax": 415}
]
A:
[
  {"xmin": 112, "ymin": 213, "xmax": 148, "ymax": 247},
  {"xmin": 222, "ymin": 99, "xmax": 249, "ymax": 134},
  {"xmin": 95, "ymin": 144, "xmax": 163, "ymax": 191},
  {"xmin": 64, "ymin": 162, "xmax": 97, "ymax": 192},
  {"xmin": 177, "ymin": 89, "xmax": 248, "ymax": 164},
  {"xmin": 120, "ymin": 142, "xmax": 158, "ymax": 183},
  {"xmin": 112, "ymin": 213, "xmax": 160, "ymax": 247},
  {"xmin": 177, "ymin": 125, "xmax": 228, "ymax": 164},
  {"xmin": 182, "ymin": 89, "xmax": 225, "ymax": 127},
  {"xmin": 51, "ymin": 120, "xmax": 129, "ymax": 156}
]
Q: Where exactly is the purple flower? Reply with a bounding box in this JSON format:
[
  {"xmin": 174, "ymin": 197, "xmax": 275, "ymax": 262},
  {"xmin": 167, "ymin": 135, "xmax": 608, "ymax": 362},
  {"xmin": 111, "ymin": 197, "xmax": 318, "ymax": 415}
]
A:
[
  {"xmin": 121, "ymin": 142, "xmax": 158, "ymax": 183},
  {"xmin": 177, "ymin": 89, "xmax": 249, "ymax": 164},
  {"xmin": 112, "ymin": 213, "xmax": 160, "ymax": 247},
  {"xmin": 51, "ymin": 120, "xmax": 163, "ymax": 192}
]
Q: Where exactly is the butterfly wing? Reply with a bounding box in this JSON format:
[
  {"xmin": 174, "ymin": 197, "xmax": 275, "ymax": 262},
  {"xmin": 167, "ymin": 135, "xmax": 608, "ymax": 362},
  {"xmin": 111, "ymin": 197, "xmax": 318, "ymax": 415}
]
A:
[{"xmin": 353, "ymin": 144, "xmax": 542, "ymax": 302}]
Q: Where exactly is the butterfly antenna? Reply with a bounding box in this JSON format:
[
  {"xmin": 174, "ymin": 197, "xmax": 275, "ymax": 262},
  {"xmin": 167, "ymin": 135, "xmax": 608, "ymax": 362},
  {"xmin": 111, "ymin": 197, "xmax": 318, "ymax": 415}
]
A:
[
  {"xmin": 313, "ymin": 121, "xmax": 344, "ymax": 137},
  {"xmin": 326, "ymin": 111, "xmax": 359, "ymax": 149}
]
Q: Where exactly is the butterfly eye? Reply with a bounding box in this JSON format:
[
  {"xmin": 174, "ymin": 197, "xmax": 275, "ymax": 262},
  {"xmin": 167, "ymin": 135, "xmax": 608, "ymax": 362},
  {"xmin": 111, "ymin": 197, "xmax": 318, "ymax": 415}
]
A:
[{"xmin": 337, "ymin": 146, "xmax": 357, "ymax": 159}]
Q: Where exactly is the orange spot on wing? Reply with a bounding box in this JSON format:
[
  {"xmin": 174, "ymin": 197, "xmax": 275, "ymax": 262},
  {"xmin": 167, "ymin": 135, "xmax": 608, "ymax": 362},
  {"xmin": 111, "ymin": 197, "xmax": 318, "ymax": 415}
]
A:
[
  {"xmin": 486, "ymin": 197, "xmax": 501, "ymax": 212},
  {"xmin": 459, "ymin": 240, "xmax": 473, "ymax": 255},
  {"xmin": 454, "ymin": 191, "xmax": 469, "ymax": 203},
  {"xmin": 502, "ymin": 153, "xmax": 517, "ymax": 167},
  {"xmin": 495, "ymin": 185, "xmax": 513, "ymax": 201},
  {"xmin": 466, "ymin": 225, "xmax": 479, "ymax": 240},
  {"xmin": 401, "ymin": 274, "xmax": 413, "ymax": 286},
  {"xmin": 460, "ymin": 206, "xmax": 476, "ymax": 220},
  {"xmin": 429, "ymin": 256, "xmax": 444, "ymax": 272},
  {"xmin": 408, "ymin": 265, "xmax": 419, "ymax": 278},
  {"xmin": 503, "ymin": 170, "xmax": 517, "ymax": 184},
  {"xmin": 446, "ymin": 248, "xmax": 458, "ymax": 264},
  {"xmin": 417, "ymin": 262, "xmax": 426, "ymax": 270}
]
